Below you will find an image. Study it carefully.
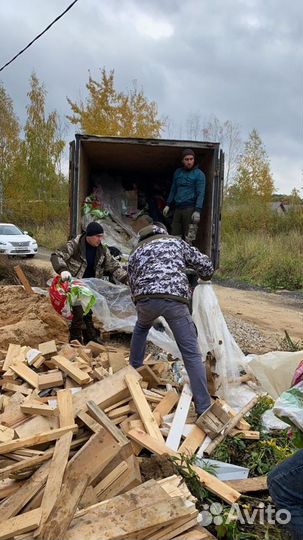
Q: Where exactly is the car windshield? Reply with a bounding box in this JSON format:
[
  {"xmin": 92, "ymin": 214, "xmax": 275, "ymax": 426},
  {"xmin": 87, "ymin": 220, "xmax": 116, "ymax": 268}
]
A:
[{"xmin": 0, "ymin": 225, "xmax": 23, "ymax": 235}]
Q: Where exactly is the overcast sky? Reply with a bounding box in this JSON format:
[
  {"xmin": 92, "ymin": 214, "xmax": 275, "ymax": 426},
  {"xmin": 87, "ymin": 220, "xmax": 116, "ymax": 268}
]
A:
[{"xmin": 0, "ymin": 0, "xmax": 302, "ymax": 194}]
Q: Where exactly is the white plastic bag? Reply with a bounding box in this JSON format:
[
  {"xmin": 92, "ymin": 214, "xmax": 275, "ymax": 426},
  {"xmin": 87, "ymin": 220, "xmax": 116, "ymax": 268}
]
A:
[
  {"xmin": 192, "ymin": 283, "xmax": 243, "ymax": 396},
  {"xmin": 273, "ymin": 380, "xmax": 303, "ymax": 432}
]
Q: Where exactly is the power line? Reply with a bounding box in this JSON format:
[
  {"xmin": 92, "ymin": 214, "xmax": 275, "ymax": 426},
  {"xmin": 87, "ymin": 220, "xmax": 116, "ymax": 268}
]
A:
[{"xmin": 0, "ymin": 0, "xmax": 80, "ymax": 73}]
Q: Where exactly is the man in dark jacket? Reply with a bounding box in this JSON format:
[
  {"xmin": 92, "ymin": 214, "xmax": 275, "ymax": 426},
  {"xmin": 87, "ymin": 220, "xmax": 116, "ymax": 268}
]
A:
[
  {"xmin": 51, "ymin": 221, "xmax": 127, "ymax": 344},
  {"xmin": 128, "ymin": 223, "xmax": 213, "ymax": 415},
  {"xmin": 163, "ymin": 148, "xmax": 206, "ymax": 239}
]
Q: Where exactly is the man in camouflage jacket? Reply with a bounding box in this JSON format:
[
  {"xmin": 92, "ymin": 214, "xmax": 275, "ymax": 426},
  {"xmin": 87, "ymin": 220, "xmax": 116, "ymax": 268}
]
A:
[
  {"xmin": 51, "ymin": 221, "xmax": 127, "ymax": 343},
  {"xmin": 128, "ymin": 223, "xmax": 213, "ymax": 415}
]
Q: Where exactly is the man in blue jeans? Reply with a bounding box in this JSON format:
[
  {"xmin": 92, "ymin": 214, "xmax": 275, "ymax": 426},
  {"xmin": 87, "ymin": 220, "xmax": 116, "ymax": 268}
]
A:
[
  {"xmin": 268, "ymin": 449, "xmax": 303, "ymax": 540},
  {"xmin": 127, "ymin": 222, "xmax": 213, "ymax": 415}
]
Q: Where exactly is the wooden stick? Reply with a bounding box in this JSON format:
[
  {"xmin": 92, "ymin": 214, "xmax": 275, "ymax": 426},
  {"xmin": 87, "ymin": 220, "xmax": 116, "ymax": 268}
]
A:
[
  {"xmin": 14, "ymin": 265, "xmax": 34, "ymax": 294},
  {"xmin": 204, "ymin": 397, "xmax": 259, "ymax": 456}
]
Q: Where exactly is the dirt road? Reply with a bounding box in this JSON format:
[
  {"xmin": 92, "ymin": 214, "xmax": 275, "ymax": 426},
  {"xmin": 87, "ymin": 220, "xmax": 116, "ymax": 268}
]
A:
[
  {"xmin": 29, "ymin": 250, "xmax": 303, "ymax": 343},
  {"xmin": 214, "ymin": 284, "xmax": 302, "ymax": 342}
]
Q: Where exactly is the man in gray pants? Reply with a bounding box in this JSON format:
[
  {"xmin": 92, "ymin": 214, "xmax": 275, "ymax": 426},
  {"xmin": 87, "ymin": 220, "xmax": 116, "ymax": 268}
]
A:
[{"xmin": 128, "ymin": 223, "xmax": 213, "ymax": 415}]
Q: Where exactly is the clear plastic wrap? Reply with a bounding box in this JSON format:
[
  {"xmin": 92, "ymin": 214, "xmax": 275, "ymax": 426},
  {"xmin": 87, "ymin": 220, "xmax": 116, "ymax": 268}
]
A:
[{"xmin": 192, "ymin": 283, "xmax": 243, "ymax": 397}]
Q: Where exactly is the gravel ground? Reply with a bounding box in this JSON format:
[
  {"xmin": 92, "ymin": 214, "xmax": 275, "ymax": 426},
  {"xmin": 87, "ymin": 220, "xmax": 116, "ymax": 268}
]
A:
[{"xmin": 224, "ymin": 313, "xmax": 280, "ymax": 354}]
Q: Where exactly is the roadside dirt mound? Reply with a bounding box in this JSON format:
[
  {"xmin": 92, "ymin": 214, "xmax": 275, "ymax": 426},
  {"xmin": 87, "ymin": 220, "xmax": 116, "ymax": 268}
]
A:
[{"xmin": 0, "ymin": 285, "xmax": 68, "ymax": 348}]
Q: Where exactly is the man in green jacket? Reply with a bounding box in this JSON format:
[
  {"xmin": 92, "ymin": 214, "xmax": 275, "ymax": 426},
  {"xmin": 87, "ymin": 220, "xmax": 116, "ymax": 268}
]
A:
[
  {"xmin": 163, "ymin": 148, "xmax": 206, "ymax": 240},
  {"xmin": 51, "ymin": 221, "xmax": 127, "ymax": 344}
]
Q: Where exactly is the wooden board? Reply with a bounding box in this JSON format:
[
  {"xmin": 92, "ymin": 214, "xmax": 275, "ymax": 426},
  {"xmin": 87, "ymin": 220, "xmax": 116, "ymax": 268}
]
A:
[
  {"xmin": 0, "ymin": 424, "xmax": 77, "ymax": 454},
  {"xmin": 95, "ymin": 454, "xmax": 141, "ymax": 502},
  {"xmin": 57, "ymin": 389, "xmax": 74, "ymax": 427},
  {"xmin": 0, "ymin": 508, "xmax": 41, "ymax": 540},
  {"xmin": 21, "ymin": 402, "xmax": 57, "ymax": 417},
  {"xmin": 39, "ymin": 340, "xmax": 57, "ymax": 357},
  {"xmin": 225, "ymin": 476, "xmax": 268, "ymax": 493},
  {"xmin": 125, "ymin": 373, "xmax": 164, "ymax": 443},
  {"xmin": 36, "ymin": 389, "xmax": 75, "ymax": 535},
  {"xmin": 1, "ymin": 462, "xmax": 50, "ymax": 520},
  {"xmin": 39, "ymin": 430, "xmax": 122, "ymax": 539},
  {"xmin": 10, "ymin": 362, "xmax": 39, "ymax": 388},
  {"xmin": 178, "ymin": 425, "xmax": 206, "ymax": 455},
  {"xmin": 230, "ymin": 429, "xmax": 260, "ymax": 440},
  {"xmin": 38, "ymin": 371, "xmax": 64, "ymax": 390},
  {"xmin": 3, "ymin": 344, "xmax": 21, "ymax": 371},
  {"xmin": 166, "ymin": 383, "xmax": 192, "ymax": 451},
  {"xmin": 137, "ymin": 365, "xmax": 161, "ymax": 388},
  {"xmin": 127, "ymin": 429, "xmax": 241, "ymax": 505},
  {"xmin": 14, "ymin": 265, "xmax": 33, "ymax": 294},
  {"xmin": 172, "ymin": 526, "xmax": 217, "ymax": 539},
  {"xmin": 108, "ymin": 350, "xmax": 127, "ymax": 373},
  {"xmin": 153, "ymin": 391, "xmax": 179, "ymax": 419},
  {"xmin": 53, "ymin": 355, "xmax": 91, "ymax": 385},
  {"xmin": 86, "ymin": 400, "xmax": 129, "ymax": 446}
]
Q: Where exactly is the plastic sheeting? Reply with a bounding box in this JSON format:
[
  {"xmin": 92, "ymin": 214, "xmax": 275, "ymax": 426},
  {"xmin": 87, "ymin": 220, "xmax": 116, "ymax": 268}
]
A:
[
  {"xmin": 273, "ymin": 380, "xmax": 303, "ymax": 432},
  {"xmin": 192, "ymin": 283, "xmax": 243, "ymax": 396},
  {"xmin": 243, "ymin": 351, "xmax": 303, "ymax": 399}
]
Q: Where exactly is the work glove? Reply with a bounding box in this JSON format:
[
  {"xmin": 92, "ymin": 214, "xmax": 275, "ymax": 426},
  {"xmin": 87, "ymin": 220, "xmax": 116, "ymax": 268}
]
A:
[
  {"xmin": 163, "ymin": 206, "xmax": 170, "ymax": 218},
  {"xmin": 60, "ymin": 270, "xmax": 72, "ymax": 282},
  {"xmin": 191, "ymin": 211, "xmax": 201, "ymax": 224}
]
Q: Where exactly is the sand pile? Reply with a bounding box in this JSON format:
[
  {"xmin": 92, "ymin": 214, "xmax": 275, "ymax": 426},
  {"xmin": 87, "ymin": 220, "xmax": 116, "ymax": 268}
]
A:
[{"xmin": 0, "ymin": 285, "xmax": 68, "ymax": 348}]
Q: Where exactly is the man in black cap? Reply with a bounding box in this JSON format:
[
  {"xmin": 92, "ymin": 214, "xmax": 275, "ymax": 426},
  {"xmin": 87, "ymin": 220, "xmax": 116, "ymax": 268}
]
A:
[
  {"xmin": 51, "ymin": 221, "xmax": 127, "ymax": 343},
  {"xmin": 163, "ymin": 148, "xmax": 206, "ymax": 239}
]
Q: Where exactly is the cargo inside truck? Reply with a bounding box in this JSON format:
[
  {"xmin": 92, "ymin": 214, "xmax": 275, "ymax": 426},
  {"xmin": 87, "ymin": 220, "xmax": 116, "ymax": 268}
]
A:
[{"xmin": 69, "ymin": 135, "xmax": 224, "ymax": 267}]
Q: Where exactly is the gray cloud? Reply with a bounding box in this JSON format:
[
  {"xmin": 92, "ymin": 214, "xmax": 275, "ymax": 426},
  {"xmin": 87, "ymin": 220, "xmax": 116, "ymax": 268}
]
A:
[{"xmin": 0, "ymin": 0, "xmax": 302, "ymax": 193}]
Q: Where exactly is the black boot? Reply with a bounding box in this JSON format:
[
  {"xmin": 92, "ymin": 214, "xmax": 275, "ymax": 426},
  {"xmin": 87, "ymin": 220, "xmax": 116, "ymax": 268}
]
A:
[
  {"xmin": 69, "ymin": 305, "xmax": 84, "ymax": 344},
  {"xmin": 83, "ymin": 310, "xmax": 103, "ymax": 344}
]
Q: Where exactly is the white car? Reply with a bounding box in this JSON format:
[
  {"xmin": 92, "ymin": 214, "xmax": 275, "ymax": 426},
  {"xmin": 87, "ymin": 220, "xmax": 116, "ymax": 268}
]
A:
[{"xmin": 0, "ymin": 223, "xmax": 38, "ymax": 258}]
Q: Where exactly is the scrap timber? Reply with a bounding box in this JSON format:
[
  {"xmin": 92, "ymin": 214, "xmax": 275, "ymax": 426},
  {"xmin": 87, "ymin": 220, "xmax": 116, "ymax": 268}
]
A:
[{"xmin": 0, "ymin": 336, "xmax": 262, "ymax": 539}]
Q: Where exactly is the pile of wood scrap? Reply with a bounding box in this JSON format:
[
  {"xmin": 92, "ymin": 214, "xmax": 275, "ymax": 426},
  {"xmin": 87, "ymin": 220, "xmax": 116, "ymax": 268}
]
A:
[{"xmin": 0, "ymin": 338, "xmax": 265, "ymax": 540}]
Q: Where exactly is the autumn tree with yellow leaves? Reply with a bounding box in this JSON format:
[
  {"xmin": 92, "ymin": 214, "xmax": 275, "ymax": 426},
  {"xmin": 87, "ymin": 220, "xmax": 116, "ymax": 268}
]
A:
[
  {"xmin": 67, "ymin": 68, "xmax": 165, "ymax": 138},
  {"xmin": 229, "ymin": 129, "xmax": 275, "ymax": 202}
]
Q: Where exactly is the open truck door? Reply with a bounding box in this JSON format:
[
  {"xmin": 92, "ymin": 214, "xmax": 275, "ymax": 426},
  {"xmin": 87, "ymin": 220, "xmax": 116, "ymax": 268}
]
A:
[{"xmin": 68, "ymin": 135, "xmax": 224, "ymax": 267}]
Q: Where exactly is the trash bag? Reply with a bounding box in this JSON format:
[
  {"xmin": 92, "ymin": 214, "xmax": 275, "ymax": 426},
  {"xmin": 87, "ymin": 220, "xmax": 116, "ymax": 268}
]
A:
[
  {"xmin": 49, "ymin": 276, "xmax": 96, "ymax": 320},
  {"xmin": 192, "ymin": 283, "xmax": 243, "ymax": 397},
  {"xmin": 273, "ymin": 381, "xmax": 303, "ymax": 435}
]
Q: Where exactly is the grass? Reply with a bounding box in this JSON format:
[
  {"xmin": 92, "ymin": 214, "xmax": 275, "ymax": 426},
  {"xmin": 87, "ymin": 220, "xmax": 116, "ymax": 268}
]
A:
[
  {"xmin": 218, "ymin": 203, "xmax": 303, "ymax": 291},
  {"xmin": 218, "ymin": 229, "xmax": 303, "ymax": 290},
  {"xmin": 28, "ymin": 222, "xmax": 69, "ymax": 250}
]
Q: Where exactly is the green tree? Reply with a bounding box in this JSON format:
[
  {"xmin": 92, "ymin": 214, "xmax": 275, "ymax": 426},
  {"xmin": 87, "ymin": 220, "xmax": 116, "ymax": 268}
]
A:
[
  {"xmin": 67, "ymin": 68, "xmax": 164, "ymax": 138},
  {"xmin": 230, "ymin": 129, "xmax": 275, "ymax": 202},
  {"xmin": 0, "ymin": 84, "xmax": 21, "ymax": 216},
  {"xmin": 23, "ymin": 73, "xmax": 65, "ymax": 200}
]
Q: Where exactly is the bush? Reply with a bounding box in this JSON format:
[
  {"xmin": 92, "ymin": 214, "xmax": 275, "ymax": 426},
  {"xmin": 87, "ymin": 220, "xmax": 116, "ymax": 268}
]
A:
[{"xmin": 31, "ymin": 222, "xmax": 69, "ymax": 250}]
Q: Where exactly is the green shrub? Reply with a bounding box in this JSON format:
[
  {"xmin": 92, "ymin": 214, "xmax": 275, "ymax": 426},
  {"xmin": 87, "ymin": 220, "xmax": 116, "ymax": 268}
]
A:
[{"xmin": 30, "ymin": 222, "xmax": 68, "ymax": 250}]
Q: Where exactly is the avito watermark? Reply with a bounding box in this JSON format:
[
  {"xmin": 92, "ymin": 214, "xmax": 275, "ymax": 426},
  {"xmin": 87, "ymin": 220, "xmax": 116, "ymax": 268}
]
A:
[{"xmin": 200, "ymin": 502, "xmax": 291, "ymax": 527}]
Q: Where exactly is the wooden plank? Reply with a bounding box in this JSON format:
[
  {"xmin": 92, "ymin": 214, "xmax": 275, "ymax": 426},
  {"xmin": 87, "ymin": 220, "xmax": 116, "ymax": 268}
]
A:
[
  {"xmin": 0, "ymin": 424, "xmax": 77, "ymax": 454},
  {"xmin": 14, "ymin": 265, "xmax": 33, "ymax": 294},
  {"xmin": 39, "ymin": 340, "xmax": 57, "ymax": 357},
  {"xmin": 57, "ymin": 389, "xmax": 74, "ymax": 427},
  {"xmin": 36, "ymin": 390, "xmax": 74, "ymax": 536},
  {"xmin": 125, "ymin": 373, "xmax": 164, "ymax": 443},
  {"xmin": 137, "ymin": 365, "xmax": 161, "ymax": 388},
  {"xmin": 1, "ymin": 462, "xmax": 50, "ymax": 519},
  {"xmin": 21, "ymin": 402, "xmax": 56, "ymax": 417},
  {"xmin": 96, "ymin": 454, "xmax": 141, "ymax": 502},
  {"xmin": 127, "ymin": 429, "xmax": 240, "ymax": 505},
  {"xmin": 0, "ymin": 508, "xmax": 41, "ymax": 540},
  {"xmin": 38, "ymin": 371, "xmax": 64, "ymax": 390},
  {"xmin": 178, "ymin": 425, "xmax": 206, "ymax": 455},
  {"xmin": 204, "ymin": 397, "xmax": 259, "ymax": 455},
  {"xmin": 217, "ymin": 398, "xmax": 251, "ymax": 431},
  {"xmin": 166, "ymin": 383, "xmax": 192, "ymax": 451},
  {"xmin": 225, "ymin": 476, "xmax": 268, "ymax": 493},
  {"xmin": 108, "ymin": 350, "xmax": 127, "ymax": 373},
  {"xmin": 65, "ymin": 496, "xmax": 194, "ymax": 540},
  {"xmin": 53, "ymin": 355, "xmax": 91, "ymax": 385},
  {"xmin": 0, "ymin": 425, "xmax": 14, "ymax": 443},
  {"xmin": 10, "ymin": 362, "xmax": 39, "ymax": 388},
  {"xmin": 154, "ymin": 391, "xmax": 179, "ymax": 418},
  {"xmin": 86, "ymin": 400, "xmax": 129, "ymax": 446},
  {"xmin": 39, "ymin": 430, "xmax": 122, "ymax": 540},
  {"xmin": 3, "ymin": 344, "xmax": 21, "ymax": 371},
  {"xmin": 1, "ymin": 381, "xmax": 32, "ymax": 396},
  {"xmin": 78, "ymin": 410, "xmax": 102, "ymax": 433},
  {"xmin": 94, "ymin": 460, "xmax": 128, "ymax": 498},
  {"xmin": 230, "ymin": 429, "xmax": 260, "ymax": 440},
  {"xmin": 0, "ymin": 448, "xmax": 53, "ymax": 480}
]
